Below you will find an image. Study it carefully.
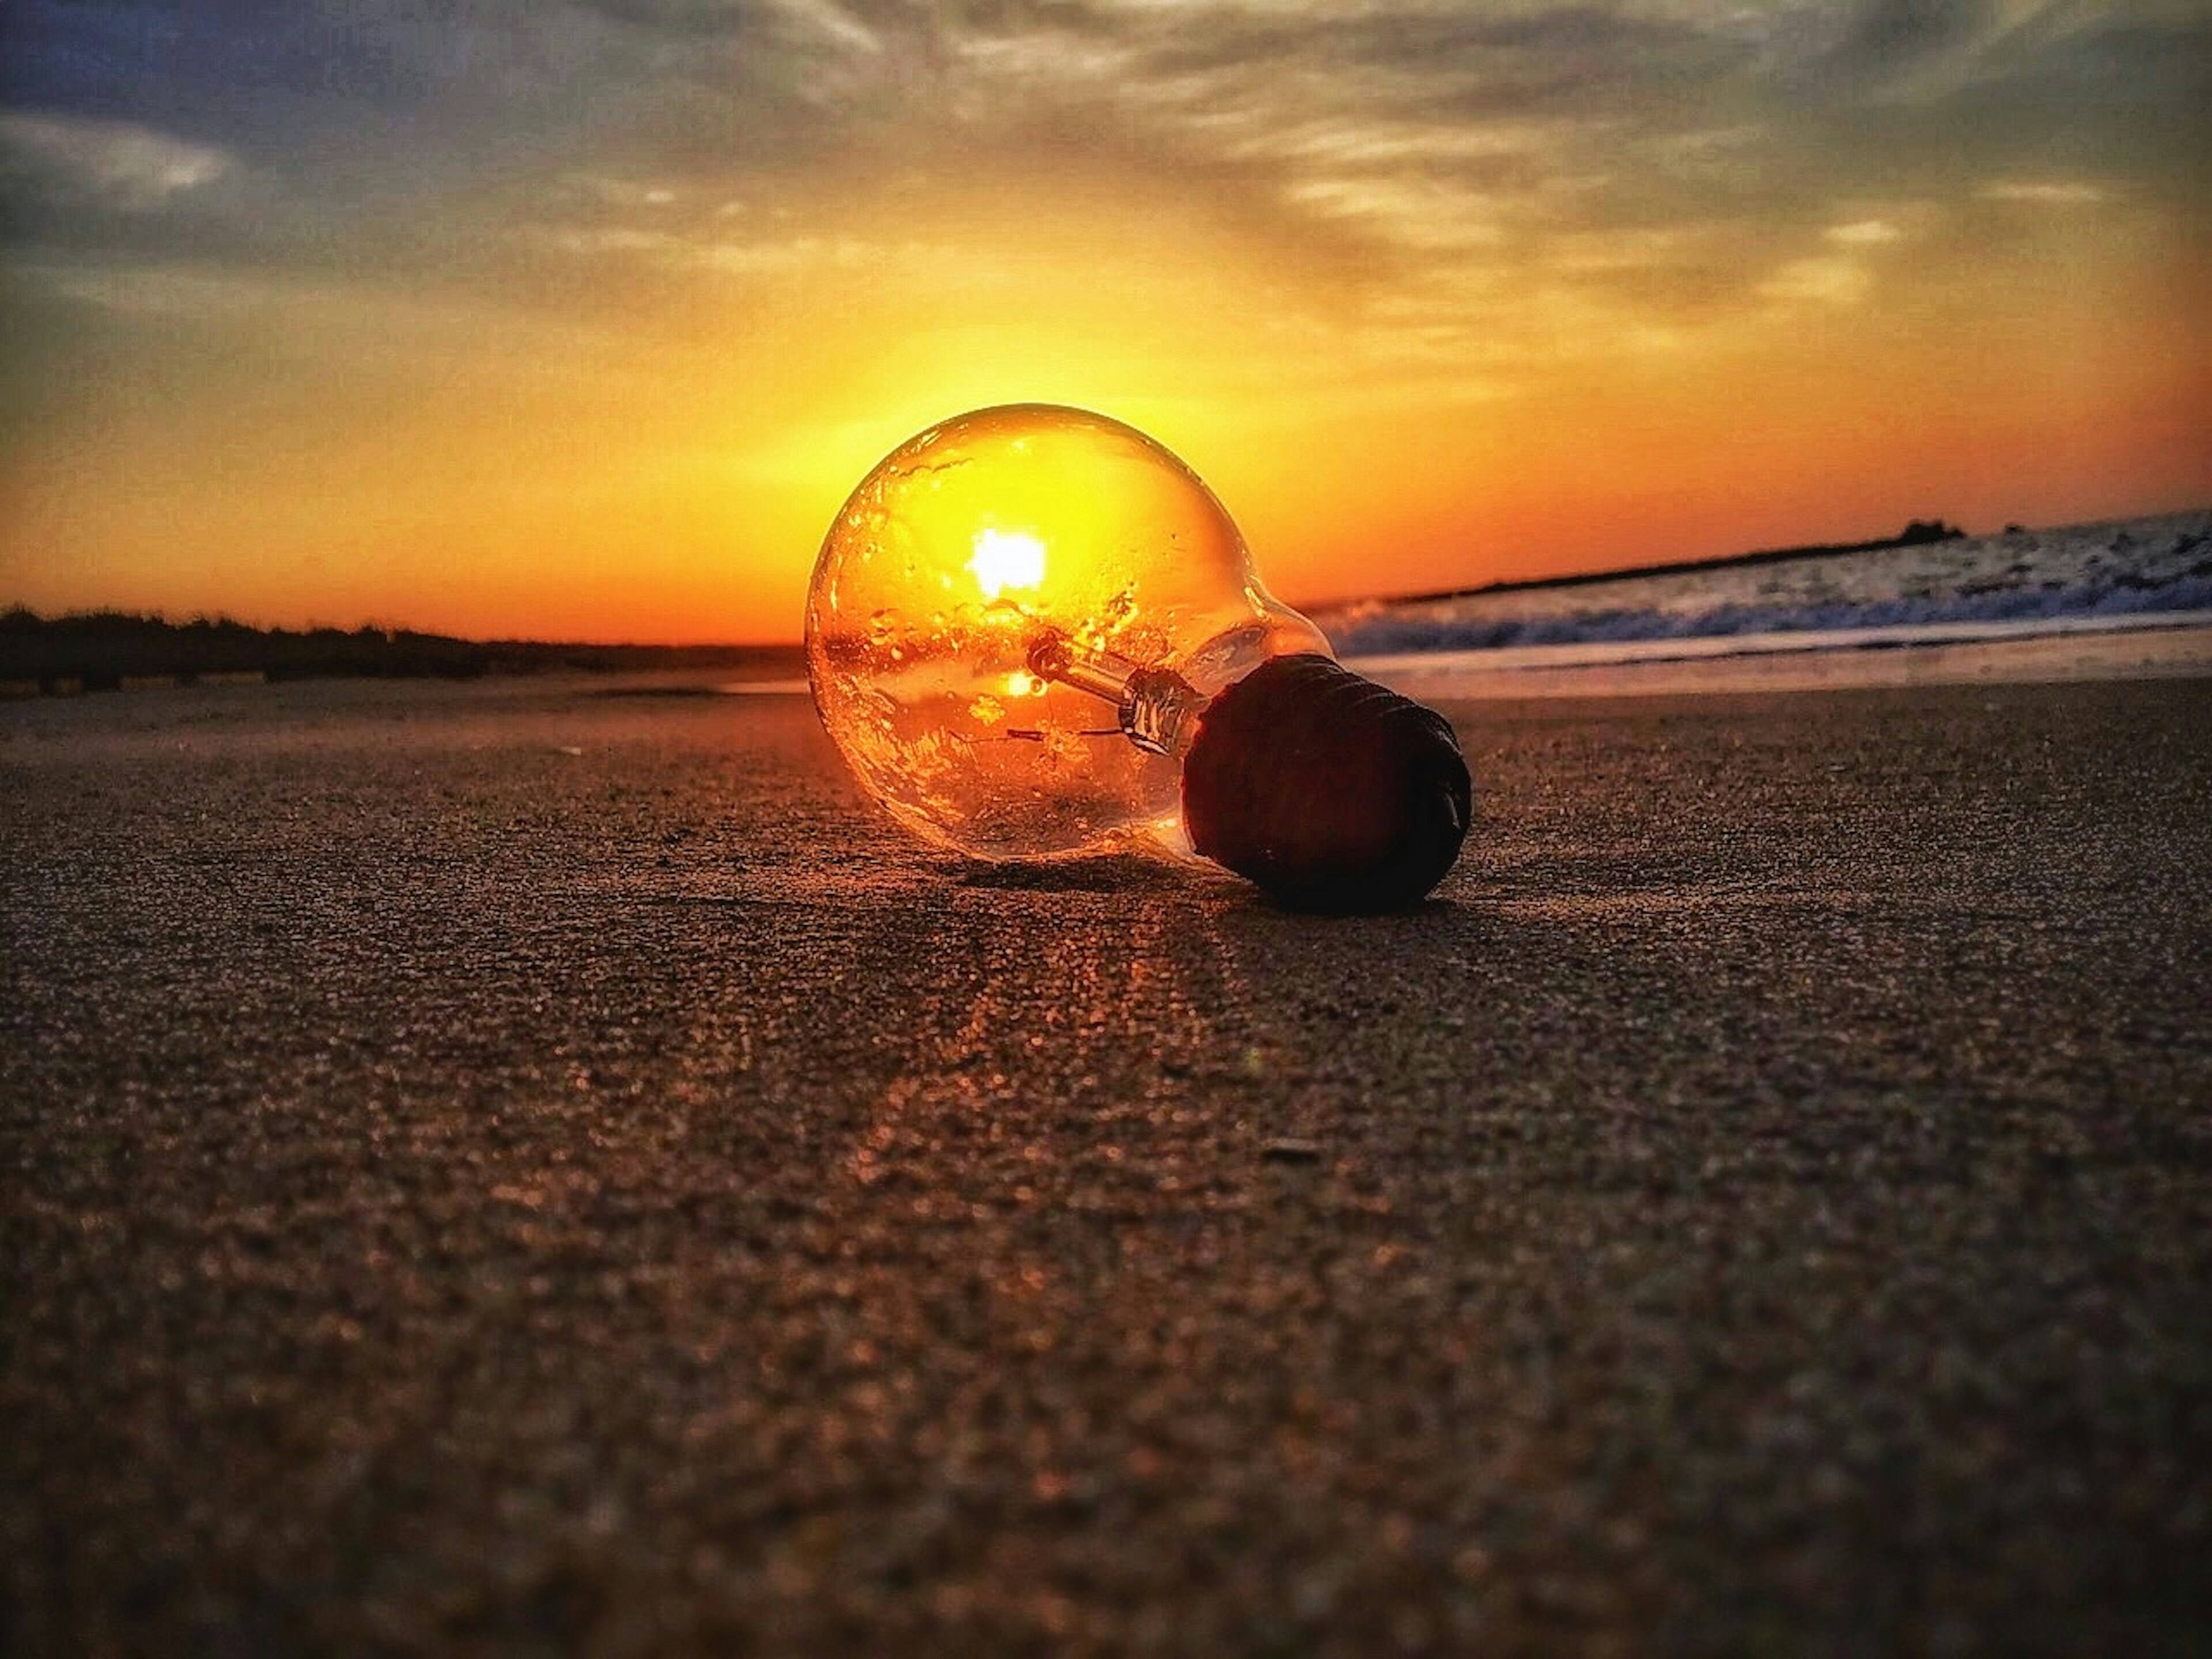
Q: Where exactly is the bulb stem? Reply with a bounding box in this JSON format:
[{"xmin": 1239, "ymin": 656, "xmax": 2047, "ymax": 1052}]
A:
[
  {"xmin": 1027, "ymin": 630, "xmax": 1134, "ymax": 706},
  {"xmin": 1027, "ymin": 629, "xmax": 1204, "ymax": 757}
]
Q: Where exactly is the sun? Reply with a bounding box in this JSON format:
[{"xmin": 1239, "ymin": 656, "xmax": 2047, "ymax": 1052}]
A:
[{"xmin": 965, "ymin": 528, "xmax": 1047, "ymax": 600}]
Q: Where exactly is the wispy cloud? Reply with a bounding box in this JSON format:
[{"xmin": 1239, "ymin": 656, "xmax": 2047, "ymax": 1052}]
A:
[
  {"xmin": 769, "ymin": 0, "xmax": 884, "ymax": 56},
  {"xmin": 1980, "ymin": 179, "xmax": 2108, "ymax": 204},
  {"xmin": 0, "ymin": 110, "xmax": 232, "ymax": 210},
  {"xmin": 1759, "ymin": 255, "xmax": 1873, "ymax": 308}
]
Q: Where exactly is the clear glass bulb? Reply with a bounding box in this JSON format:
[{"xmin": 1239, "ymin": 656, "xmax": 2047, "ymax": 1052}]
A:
[{"xmin": 805, "ymin": 404, "xmax": 1331, "ymax": 859}]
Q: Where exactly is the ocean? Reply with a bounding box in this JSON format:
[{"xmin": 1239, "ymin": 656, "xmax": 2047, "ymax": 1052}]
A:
[{"xmin": 1320, "ymin": 508, "xmax": 2212, "ymax": 696}]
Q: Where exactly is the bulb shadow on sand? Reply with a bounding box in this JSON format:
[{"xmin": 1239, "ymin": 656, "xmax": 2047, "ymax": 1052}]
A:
[
  {"xmin": 954, "ymin": 850, "xmax": 1480, "ymax": 923},
  {"xmin": 952, "ymin": 854, "xmax": 1196, "ymax": 896}
]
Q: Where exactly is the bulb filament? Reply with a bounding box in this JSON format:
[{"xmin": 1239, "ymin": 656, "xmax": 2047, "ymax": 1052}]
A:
[{"xmin": 1025, "ymin": 630, "xmax": 1205, "ymax": 757}]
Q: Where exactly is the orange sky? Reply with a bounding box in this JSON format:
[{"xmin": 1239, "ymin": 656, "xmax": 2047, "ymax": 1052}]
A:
[{"xmin": 3, "ymin": 2, "xmax": 2208, "ymax": 643}]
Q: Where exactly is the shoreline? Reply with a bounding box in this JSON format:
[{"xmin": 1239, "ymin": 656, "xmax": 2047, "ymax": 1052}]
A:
[
  {"xmin": 10, "ymin": 617, "xmax": 2210, "ymax": 710},
  {"xmin": 1353, "ymin": 613, "xmax": 2212, "ymax": 700}
]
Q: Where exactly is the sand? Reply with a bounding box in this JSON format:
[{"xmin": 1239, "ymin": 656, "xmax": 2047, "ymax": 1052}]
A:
[{"xmin": 4, "ymin": 673, "xmax": 2209, "ymax": 1656}]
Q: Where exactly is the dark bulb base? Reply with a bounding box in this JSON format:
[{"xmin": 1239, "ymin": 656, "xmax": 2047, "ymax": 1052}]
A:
[{"xmin": 1182, "ymin": 654, "xmax": 1473, "ymax": 914}]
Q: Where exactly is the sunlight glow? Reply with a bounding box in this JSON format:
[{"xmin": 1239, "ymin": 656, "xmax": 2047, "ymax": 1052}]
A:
[
  {"xmin": 3, "ymin": 5, "xmax": 2206, "ymax": 642},
  {"xmin": 967, "ymin": 528, "xmax": 1047, "ymax": 600}
]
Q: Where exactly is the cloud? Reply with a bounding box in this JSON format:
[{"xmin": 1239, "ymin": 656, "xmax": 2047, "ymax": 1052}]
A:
[
  {"xmin": 1282, "ymin": 174, "xmax": 1512, "ymax": 251},
  {"xmin": 0, "ymin": 109, "xmax": 232, "ymax": 210},
  {"xmin": 540, "ymin": 221, "xmax": 878, "ymax": 280},
  {"xmin": 1787, "ymin": 0, "xmax": 2003, "ymax": 95},
  {"xmin": 1824, "ymin": 218, "xmax": 1903, "ymax": 244},
  {"xmin": 433, "ymin": 1, "xmax": 2197, "ymax": 368},
  {"xmin": 3, "ymin": 1, "xmax": 2205, "ymax": 374},
  {"xmin": 768, "ymin": 0, "xmax": 884, "ymax": 55},
  {"xmin": 1980, "ymin": 179, "xmax": 2107, "ymax": 204},
  {"xmin": 1759, "ymin": 255, "xmax": 1873, "ymax": 308}
]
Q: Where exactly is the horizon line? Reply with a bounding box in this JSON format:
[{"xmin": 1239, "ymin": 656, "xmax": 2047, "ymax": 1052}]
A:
[{"xmin": 10, "ymin": 501, "xmax": 2206, "ymax": 652}]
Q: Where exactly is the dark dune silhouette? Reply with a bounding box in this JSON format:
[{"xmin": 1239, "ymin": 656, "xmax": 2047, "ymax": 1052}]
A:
[{"xmin": 0, "ymin": 607, "xmax": 800, "ymax": 693}]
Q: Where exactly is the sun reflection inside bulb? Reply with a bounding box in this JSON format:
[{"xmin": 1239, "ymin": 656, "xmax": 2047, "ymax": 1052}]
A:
[
  {"xmin": 806, "ymin": 404, "xmax": 1333, "ymax": 859},
  {"xmin": 967, "ymin": 528, "xmax": 1046, "ymax": 600}
]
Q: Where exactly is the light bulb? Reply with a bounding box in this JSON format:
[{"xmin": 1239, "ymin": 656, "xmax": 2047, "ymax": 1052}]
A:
[{"xmin": 805, "ymin": 403, "xmax": 1471, "ymax": 911}]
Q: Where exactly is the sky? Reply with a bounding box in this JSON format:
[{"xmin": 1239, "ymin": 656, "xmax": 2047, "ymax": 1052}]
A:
[{"xmin": 2, "ymin": 1, "xmax": 2207, "ymax": 643}]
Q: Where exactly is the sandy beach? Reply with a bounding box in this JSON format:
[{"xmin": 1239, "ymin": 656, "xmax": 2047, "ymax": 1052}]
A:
[{"xmin": 4, "ymin": 669, "xmax": 2209, "ymax": 1656}]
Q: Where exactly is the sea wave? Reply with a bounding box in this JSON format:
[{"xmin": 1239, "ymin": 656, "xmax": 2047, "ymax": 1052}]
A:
[{"xmin": 1318, "ymin": 512, "xmax": 2212, "ymax": 658}]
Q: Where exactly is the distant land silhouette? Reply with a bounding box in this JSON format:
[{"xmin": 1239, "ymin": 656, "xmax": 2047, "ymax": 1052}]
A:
[
  {"xmin": 0, "ymin": 610, "xmax": 801, "ymax": 696},
  {"xmin": 2, "ymin": 519, "xmax": 1971, "ymax": 695},
  {"xmin": 1383, "ymin": 519, "xmax": 1969, "ymax": 607}
]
